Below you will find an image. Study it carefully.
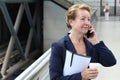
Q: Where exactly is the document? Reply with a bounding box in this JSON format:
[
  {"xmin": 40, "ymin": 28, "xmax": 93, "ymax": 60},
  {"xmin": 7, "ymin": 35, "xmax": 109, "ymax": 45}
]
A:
[{"xmin": 63, "ymin": 50, "xmax": 91, "ymax": 76}]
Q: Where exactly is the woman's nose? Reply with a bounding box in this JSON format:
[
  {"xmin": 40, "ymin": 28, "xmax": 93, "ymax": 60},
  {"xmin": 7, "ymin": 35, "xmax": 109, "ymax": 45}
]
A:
[
  {"xmin": 85, "ymin": 20, "xmax": 90, "ymax": 26},
  {"xmin": 85, "ymin": 20, "xmax": 90, "ymax": 24}
]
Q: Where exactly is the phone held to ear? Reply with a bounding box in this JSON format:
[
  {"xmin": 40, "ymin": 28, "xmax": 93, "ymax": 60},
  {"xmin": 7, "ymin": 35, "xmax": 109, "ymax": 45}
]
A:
[{"xmin": 86, "ymin": 30, "xmax": 94, "ymax": 38}]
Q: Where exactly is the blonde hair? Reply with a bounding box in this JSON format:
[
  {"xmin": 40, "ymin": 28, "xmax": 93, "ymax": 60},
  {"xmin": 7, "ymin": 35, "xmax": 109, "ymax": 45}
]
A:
[{"xmin": 66, "ymin": 4, "xmax": 91, "ymax": 29}]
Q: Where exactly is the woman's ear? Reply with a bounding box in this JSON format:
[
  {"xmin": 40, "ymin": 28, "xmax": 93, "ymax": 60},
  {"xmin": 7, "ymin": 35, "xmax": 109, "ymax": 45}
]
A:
[{"xmin": 68, "ymin": 19, "xmax": 73, "ymax": 27}]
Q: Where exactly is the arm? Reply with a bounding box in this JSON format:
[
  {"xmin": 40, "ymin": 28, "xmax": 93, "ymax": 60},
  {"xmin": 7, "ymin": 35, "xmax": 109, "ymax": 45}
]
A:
[
  {"xmin": 86, "ymin": 24, "xmax": 116, "ymax": 67},
  {"xmin": 93, "ymin": 41, "xmax": 116, "ymax": 67},
  {"xmin": 49, "ymin": 42, "xmax": 82, "ymax": 80}
]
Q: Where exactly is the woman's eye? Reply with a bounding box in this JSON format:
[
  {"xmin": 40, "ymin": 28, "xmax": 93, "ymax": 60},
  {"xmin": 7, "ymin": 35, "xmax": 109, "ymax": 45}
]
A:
[
  {"xmin": 81, "ymin": 18, "xmax": 85, "ymax": 21},
  {"xmin": 80, "ymin": 17, "xmax": 91, "ymax": 22},
  {"xmin": 88, "ymin": 19, "xmax": 91, "ymax": 21}
]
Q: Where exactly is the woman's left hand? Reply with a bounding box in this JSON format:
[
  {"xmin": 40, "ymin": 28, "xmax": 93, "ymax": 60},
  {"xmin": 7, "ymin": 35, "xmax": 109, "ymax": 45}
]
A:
[{"xmin": 81, "ymin": 68, "xmax": 99, "ymax": 80}]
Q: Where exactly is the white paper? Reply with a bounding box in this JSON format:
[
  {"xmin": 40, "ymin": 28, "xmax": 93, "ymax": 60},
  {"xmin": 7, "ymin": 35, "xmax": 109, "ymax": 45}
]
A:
[
  {"xmin": 63, "ymin": 50, "xmax": 91, "ymax": 76},
  {"xmin": 89, "ymin": 63, "xmax": 101, "ymax": 80}
]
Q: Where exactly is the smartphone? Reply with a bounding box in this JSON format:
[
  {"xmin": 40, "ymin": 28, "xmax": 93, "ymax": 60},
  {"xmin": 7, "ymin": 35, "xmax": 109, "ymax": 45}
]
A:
[{"xmin": 86, "ymin": 30, "xmax": 94, "ymax": 38}]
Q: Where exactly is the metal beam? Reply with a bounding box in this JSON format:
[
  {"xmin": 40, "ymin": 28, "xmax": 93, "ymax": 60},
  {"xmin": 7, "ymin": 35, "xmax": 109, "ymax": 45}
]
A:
[
  {"xmin": 0, "ymin": 2, "xmax": 24, "ymax": 59},
  {"xmin": 24, "ymin": 2, "xmax": 40, "ymax": 48},
  {"xmin": 1, "ymin": 3, "xmax": 25, "ymax": 76},
  {"xmin": 25, "ymin": 3, "xmax": 39, "ymax": 59},
  {"xmin": 0, "ymin": 1, "xmax": 43, "ymax": 79}
]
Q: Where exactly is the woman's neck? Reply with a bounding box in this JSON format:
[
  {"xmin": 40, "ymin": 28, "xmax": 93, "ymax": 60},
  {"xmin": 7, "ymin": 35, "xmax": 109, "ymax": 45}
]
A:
[
  {"xmin": 69, "ymin": 30, "xmax": 86, "ymax": 55},
  {"xmin": 69, "ymin": 31, "xmax": 84, "ymax": 44}
]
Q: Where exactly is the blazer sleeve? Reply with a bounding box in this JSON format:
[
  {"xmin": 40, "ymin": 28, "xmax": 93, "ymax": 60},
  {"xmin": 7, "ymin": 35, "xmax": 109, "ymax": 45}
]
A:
[
  {"xmin": 49, "ymin": 42, "xmax": 82, "ymax": 80},
  {"xmin": 93, "ymin": 41, "xmax": 116, "ymax": 67}
]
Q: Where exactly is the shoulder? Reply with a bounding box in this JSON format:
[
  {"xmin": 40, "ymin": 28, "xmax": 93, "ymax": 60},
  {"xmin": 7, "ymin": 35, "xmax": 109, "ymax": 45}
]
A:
[
  {"xmin": 50, "ymin": 37, "xmax": 66, "ymax": 62},
  {"xmin": 51, "ymin": 36, "xmax": 66, "ymax": 52}
]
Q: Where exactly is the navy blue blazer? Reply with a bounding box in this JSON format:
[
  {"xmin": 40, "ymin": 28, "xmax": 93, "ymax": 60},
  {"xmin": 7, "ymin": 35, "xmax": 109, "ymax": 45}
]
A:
[{"xmin": 49, "ymin": 33, "xmax": 116, "ymax": 80}]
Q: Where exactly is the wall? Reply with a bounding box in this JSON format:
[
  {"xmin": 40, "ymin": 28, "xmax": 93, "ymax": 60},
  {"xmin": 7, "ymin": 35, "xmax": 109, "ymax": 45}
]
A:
[{"xmin": 44, "ymin": 1, "xmax": 69, "ymax": 51}]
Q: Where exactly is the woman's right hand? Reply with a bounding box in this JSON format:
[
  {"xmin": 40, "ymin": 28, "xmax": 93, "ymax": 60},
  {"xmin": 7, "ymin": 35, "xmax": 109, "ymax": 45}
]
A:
[{"xmin": 81, "ymin": 68, "xmax": 99, "ymax": 80}]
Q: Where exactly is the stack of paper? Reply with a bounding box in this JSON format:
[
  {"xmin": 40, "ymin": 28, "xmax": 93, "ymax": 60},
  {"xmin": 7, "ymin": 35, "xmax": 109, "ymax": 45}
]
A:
[{"xmin": 63, "ymin": 50, "xmax": 91, "ymax": 76}]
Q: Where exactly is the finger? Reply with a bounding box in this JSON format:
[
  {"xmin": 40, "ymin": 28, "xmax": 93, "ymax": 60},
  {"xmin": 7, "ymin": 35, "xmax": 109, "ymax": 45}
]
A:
[
  {"xmin": 88, "ymin": 69, "xmax": 99, "ymax": 74},
  {"xmin": 88, "ymin": 23, "xmax": 93, "ymax": 28},
  {"xmin": 88, "ymin": 73, "xmax": 98, "ymax": 79},
  {"xmin": 89, "ymin": 71, "xmax": 98, "ymax": 75},
  {"xmin": 88, "ymin": 68, "xmax": 98, "ymax": 71},
  {"xmin": 89, "ymin": 70, "xmax": 99, "ymax": 79},
  {"xmin": 89, "ymin": 73, "xmax": 98, "ymax": 79},
  {"xmin": 89, "ymin": 71, "xmax": 98, "ymax": 74}
]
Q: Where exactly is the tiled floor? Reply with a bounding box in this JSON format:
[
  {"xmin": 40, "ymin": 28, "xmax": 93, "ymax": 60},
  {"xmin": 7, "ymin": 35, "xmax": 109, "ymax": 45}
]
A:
[{"xmin": 93, "ymin": 16, "xmax": 120, "ymax": 80}]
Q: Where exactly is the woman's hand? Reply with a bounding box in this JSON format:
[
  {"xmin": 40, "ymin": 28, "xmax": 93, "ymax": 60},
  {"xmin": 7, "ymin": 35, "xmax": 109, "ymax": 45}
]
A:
[
  {"xmin": 87, "ymin": 24, "xmax": 99, "ymax": 45},
  {"xmin": 81, "ymin": 68, "xmax": 99, "ymax": 80}
]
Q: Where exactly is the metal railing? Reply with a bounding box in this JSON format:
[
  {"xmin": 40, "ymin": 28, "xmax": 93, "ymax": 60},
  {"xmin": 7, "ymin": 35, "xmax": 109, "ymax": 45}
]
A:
[
  {"xmin": 68, "ymin": 0, "xmax": 101, "ymax": 10},
  {"xmin": 51, "ymin": 0, "xmax": 73, "ymax": 10},
  {"xmin": 70, "ymin": 0, "xmax": 92, "ymax": 7},
  {"xmin": 15, "ymin": 48, "xmax": 51, "ymax": 80}
]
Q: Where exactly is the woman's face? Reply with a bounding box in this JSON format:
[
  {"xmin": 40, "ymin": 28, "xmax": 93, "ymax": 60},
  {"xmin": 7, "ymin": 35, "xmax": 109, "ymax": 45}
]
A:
[{"xmin": 69, "ymin": 9, "xmax": 91, "ymax": 35}]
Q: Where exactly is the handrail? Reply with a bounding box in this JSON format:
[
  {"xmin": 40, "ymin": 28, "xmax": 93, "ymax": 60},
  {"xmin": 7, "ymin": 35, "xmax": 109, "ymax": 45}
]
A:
[
  {"xmin": 91, "ymin": 9, "xmax": 97, "ymax": 23},
  {"xmin": 15, "ymin": 48, "xmax": 51, "ymax": 80},
  {"xmin": 72, "ymin": 0, "xmax": 92, "ymax": 7},
  {"xmin": 51, "ymin": 0, "xmax": 73, "ymax": 10}
]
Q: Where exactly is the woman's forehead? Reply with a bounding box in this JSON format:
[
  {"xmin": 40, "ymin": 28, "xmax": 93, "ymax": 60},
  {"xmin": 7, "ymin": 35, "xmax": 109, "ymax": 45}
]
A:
[{"xmin": 76, "ymin": 9, "xmax": 90, "ymax": 17}]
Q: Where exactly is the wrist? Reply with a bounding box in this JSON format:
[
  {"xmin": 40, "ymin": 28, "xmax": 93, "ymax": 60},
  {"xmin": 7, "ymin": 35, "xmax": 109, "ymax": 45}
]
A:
[
  {"xmin": 81, "ymin": 71, "xmax": 88, "ymax": 80},
  {"xmin": 92, "ymin": 40, "xmax": 100, "ymax": 45}
]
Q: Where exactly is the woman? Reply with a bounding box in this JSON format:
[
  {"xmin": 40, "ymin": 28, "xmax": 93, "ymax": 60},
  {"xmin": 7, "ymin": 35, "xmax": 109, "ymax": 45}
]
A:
[
  {"xmin": 104, "ymin": 3, "xmax": 110, "ymax": 20},
  {"xmin": 49, "ymin": 4, "xmax": 116, "ymax": 80}
]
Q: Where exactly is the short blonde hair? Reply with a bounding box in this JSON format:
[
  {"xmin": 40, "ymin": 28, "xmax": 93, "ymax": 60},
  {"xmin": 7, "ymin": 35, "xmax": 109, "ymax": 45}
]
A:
[{"xmin": 66, "ymin": 4, "xmax": 91, "ymax": 29}]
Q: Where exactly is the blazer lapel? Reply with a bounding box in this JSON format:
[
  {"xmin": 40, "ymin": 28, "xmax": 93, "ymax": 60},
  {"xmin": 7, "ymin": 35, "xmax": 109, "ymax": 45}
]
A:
[
  {"xmin": 63, "ymin": 34, "xmax": 92, "ymax": 56},
  {"xmin": 64, "ymin": 34, "xmax": 76, "ymax": 53},
  {"xmin": 84, "ymin": 38, "xmax": 92, "ymax": 56}
]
